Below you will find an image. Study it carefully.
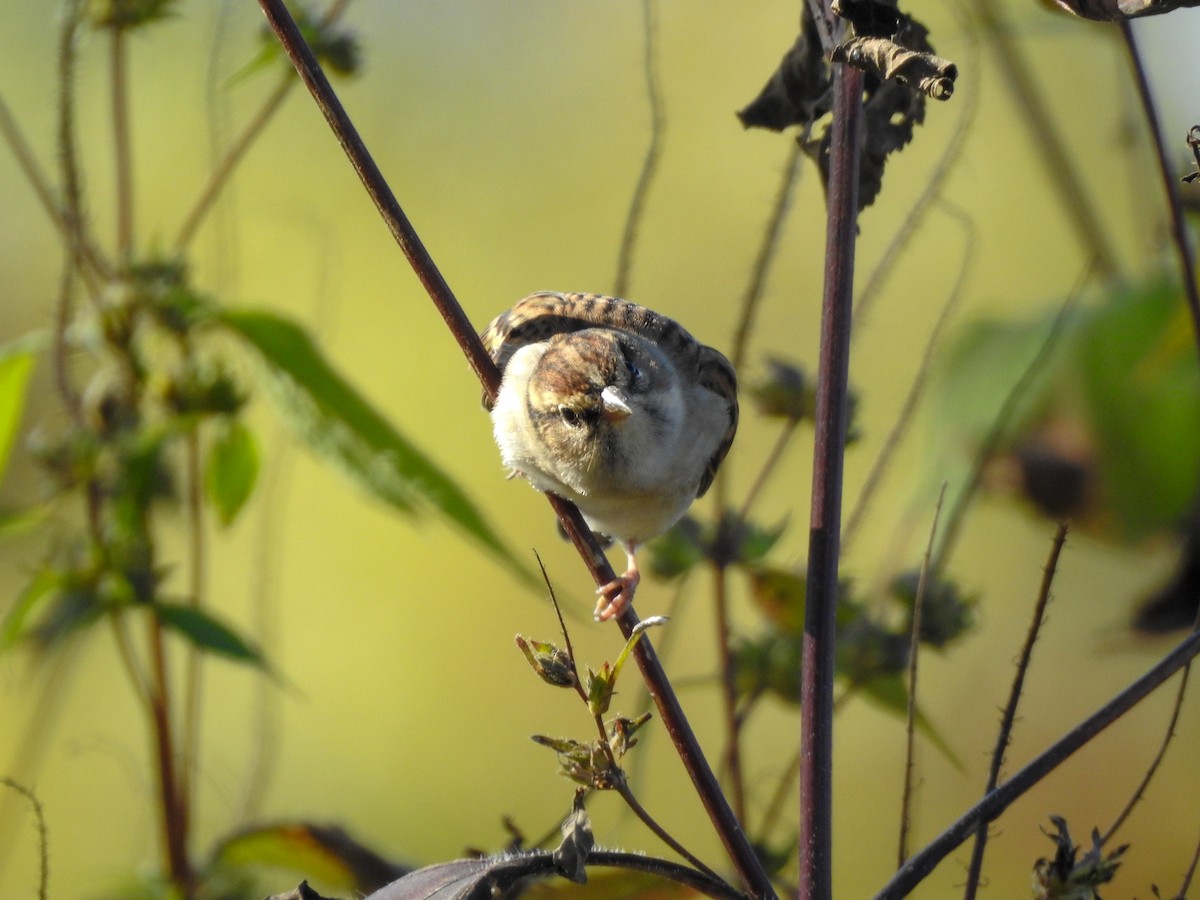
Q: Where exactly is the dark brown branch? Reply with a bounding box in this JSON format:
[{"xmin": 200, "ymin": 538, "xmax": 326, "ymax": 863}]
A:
[
  {"xmin": 255, "ymin": 3, "xmax": 771, "ymax": 895},
  {"xmin": 875, "ymin": 627, "xmax": 1200, "ymax": 898}
]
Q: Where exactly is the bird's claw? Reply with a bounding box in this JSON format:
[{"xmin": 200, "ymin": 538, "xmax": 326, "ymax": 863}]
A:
[{"xmin": 594, "ymin": 570, "xmax": 640, "ymax": 622}]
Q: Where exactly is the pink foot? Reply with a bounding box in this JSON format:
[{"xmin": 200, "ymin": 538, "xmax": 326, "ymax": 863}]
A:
[{"xmin": 594, "ymin": 569, "xmax": 640, "ymax": 621}]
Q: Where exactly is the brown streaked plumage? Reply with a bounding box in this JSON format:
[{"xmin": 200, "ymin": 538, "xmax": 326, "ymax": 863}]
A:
[{"xmin": 483, "ymin": 291, "xmax": 738, "ymax": 620}]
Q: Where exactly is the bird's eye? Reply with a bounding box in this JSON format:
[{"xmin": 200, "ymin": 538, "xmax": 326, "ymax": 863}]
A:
[
  {"xmin": 625, "ymin": 358, "xmax": 642, "ymax": 381},
  {"xmin": 558, "ymin": 405, "xmax": 580, "ymax": 426}
]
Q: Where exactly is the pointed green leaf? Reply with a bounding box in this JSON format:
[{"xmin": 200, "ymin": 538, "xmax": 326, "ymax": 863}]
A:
[
  {"xmin": 0, "ymin": 334, "xmax": 42, "ymax": 488},
  {"xmin": 154, "ymin": 602, "xmax": 267, "ymax": 669},
  {"xmin": 1, "ymin": 570, "xmax": 59, "ymax": 650},
  {"xmin": 218, "ymin": 309, "xmax": 536, "ymax": 588},
  {"xmin": 205, "ymin": 420, "xmax": 260, "ymax": 526}
]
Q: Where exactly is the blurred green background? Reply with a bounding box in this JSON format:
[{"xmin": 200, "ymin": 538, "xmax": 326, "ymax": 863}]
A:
[{"xmin": 1, "ymin": 1, "xmax": 1199, "ymax": 897}]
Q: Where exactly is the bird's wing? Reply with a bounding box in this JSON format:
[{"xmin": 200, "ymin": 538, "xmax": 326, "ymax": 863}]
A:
[{"xmin": 695, "ymin": 345, "xmax": 738, "ymax": 498}]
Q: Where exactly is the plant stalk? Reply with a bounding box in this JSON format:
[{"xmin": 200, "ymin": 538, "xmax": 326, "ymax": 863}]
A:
[
  {"xmin": 1119, "ymin": 21, "xmax": 1200, "ymax": 364},
  {"xmin": 799, "ymin": 62, "xmax": 863, "ymax": 900},
  {"xmin": 255, "ymin": 2, "xmax": 773, "ymax": 894},
  {"xmin": 876, "ymin": 627, "xmax": 1200, "ymax": 898}
]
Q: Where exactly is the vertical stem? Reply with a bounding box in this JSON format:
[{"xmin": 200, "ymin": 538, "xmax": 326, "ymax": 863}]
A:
[
  {"xmin": 256, "ymin": 3, "xmax": 773, "ymax": 894},
  {"xmin": 178, "ymin": 427, "xmax": 205, "ymax": 824},
  {"xmin": 1119, "ymin": 21, "xmax": 1200, "ymax": 364},
  {"xmin": 111, "ymin": 27, "xmax": 134, "ymax": 263},
  {"xmin": 800, "ymin": 62, "xmax": 863, "ymax": 900},
  {"xmin": 147, "ymin": 616, "xmax": 193, "ymax": 896},
  {"xmin": 613, "ymin": 0, "xmax": 664, "ymax": 298},
  {"xmin": 962, "ymin": 523, "xmax": 1068, "ymax": 899},
  {"xmin": 713, "ymin": 562, "xmax": 746, "ymax": 824},
  {"xmin": 971, "ymin": 0, "xmax": 1117, "ymax": 277}
]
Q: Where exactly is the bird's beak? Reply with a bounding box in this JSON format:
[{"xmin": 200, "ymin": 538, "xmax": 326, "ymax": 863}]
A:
[{"xmin": 600, "ymin": 386, "xmax": 632, "ymax": 421}]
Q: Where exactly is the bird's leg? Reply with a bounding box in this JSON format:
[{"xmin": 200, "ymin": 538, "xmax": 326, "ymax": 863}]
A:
[{"xmin": 594, "ymin": 540, "xmax": 640, "ymax": 621}]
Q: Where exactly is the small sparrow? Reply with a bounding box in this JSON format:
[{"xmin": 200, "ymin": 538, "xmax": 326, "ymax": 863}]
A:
[{"xmin": 482, "ymin": 291, "xmax": 738, "ymax": 620}]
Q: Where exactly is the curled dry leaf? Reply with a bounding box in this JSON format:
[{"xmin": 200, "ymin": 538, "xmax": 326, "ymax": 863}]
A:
[
  {"xmin": 830, "ymin": 36, "xmax": 956, "ymax": 100},
  {"xmin": 1054, "ymin": 0, "xmax": 1200, "ymax": 19},
  {"xmin": 738, "ymin": 4, "xmax": 955, "ymax": 211}
]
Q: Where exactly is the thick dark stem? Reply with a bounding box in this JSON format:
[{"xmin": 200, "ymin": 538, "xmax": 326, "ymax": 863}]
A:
[
  {"xmin": 1119, "ymin": 22, "xmax": 1200, "ymax": 364},
  {"xmin": 256, "ymin": 2, "xmax": 772, "ymax": 895},
  {"xmin": 876, "ymin": 628, "xmax": 1200, "ymax": 898},
  {"xmin": 800, "ymin": 62, "xmax": 863, "ymax": 900}
]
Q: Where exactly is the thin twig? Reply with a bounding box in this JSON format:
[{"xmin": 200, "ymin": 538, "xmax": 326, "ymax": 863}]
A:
[
  {"xmin": 255, "ymin": 4, "xmax": 772, "ymax": 894},
  {"xmin": 897, "ymin": 484, "xmax": 947, "ymax": 866},
  {"xmin": 843, "ymin": 202, "xmax": 975, "ymax": 554},
  {"xmin": 579, "ymin": 849, "xmax": 748, "ymax": 900},
  {"xmin": 738, "ymin": 420, "xmax": 801, "ymax": 525},
  {"xmin": 0, "ymin": 91, "xmax": 68, "ymax": 253},
  {"xmin": 876, "ymin": 627, "xmax": 1200, "ymax": 899},
  {"xmin": 757, "ymin": 748, "xmax": 801, "ymax": 844},
  {"xmin": 0, "ymin": 778, "xmax": 49, "ymax": 900},
  {"xmin": 1179, "ymin": 823, "xmax": 1200, "ymax": 899},
  {"xmin": 852, "ymin": 28, "xmax": 978, "ymax": 329},
  {"xmin": 712, "ymin": 563, "xmax": 746, "ymax": 825},
  {"xmin": 174, "ymin": 0, "xmax": 354, "ymax": 253},
  {"xmin": 111, "ymin": 27, "xmax": 134, "ymax": 262},
  {"xmin": 57, "ymin": 0, "xmax": 109, "ymax": 294},
  {"xmin": 800, "ymin": 61, "xmax": 863, "ymax": 900},
  {"xmin": 962, "ymin": 522, "xmax": 1068, "ymax": 899},
  {"xmin": 1119, "ymin": 22, "xmax": 1200, "ymax": 365},
  {"xmin": 613, "ymin": 771, "xmax": 726, "ymax": 883},
  {"xmin": 933, "ymin": 260, "xmax": 1093, "ymax": 572},
  {"xmin": 613, "ymin": 0, "xmax": 664, "ymax": 298},
  {"xmin": 174, "ymin": 73, "xmax": 292, "ymax": 253},
  {"xmin": 178, "ymin": 418, "xmax": 206, "ymax": 826},
  {"xmin": 1101, "ymin": 663, "xmax": 1189, "ymax": 844},
  {"xmin": 970, "ymin": 0, "xmax": 1117, "ymax": 277},
  {"xmin": 541, "ymin": 554, "xmax": 729, "ymax": 888},
  {"xmin": 730, "ymin": 141, "xmax": 806, "ymax": 372}
]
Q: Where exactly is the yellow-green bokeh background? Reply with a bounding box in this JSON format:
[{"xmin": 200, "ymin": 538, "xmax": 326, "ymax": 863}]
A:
[{"xmin": 1, "ymin": 2, "xmax": 1199, "ymax": 897}]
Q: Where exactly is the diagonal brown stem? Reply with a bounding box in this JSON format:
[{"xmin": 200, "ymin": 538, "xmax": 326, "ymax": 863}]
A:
[{"xmin": 255, "ymin": 2, "xmax": 773, "ymax": 895}]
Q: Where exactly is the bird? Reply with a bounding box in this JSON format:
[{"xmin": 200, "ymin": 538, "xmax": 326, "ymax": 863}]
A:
[{"xmin": 482, "ymin": 291, "xmax": 738, "ymax": 621}]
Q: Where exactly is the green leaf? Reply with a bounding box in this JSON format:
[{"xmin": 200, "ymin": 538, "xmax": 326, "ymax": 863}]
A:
[
  {"xmin": 218, "ymin": 309, "xmax": 536, "ymax": 588},
  {"xmin": 1075, "ymin": 279, "xmax": 1200, "ymax": 539},
  {"xmin": 1, "ymin": 570, "xmax": 59, "ymax": 650},
  {"xmin": 205, "ymin": 421, "xmax": 260, "ymax": 526},
  {"xmin": 0, "ymin": 334, "xmax": 42, "ymax": 489},
  {"xmin": 211, "ymin": 822, "xmax": 405, "ymax": 894},
  {"xmin": 154, "ymin": 602, "xmax": 267, "ymax": 669}
]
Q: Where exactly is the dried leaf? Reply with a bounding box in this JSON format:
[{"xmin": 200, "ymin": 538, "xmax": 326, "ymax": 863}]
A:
[
  {"xmin": 737, "ymin": 6, "xmax": 830, "ymax": 132},
  {"xmin": 741, "ymin": 6, "xmax": 955, "ymax": 211},
  {"xmin": 830, "ymin": 36, "xmax": 956, "ymax": 100},
  {"xmin": 1054, "ymin": 0, "xmax": 1200, "ymax": 19}
]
